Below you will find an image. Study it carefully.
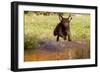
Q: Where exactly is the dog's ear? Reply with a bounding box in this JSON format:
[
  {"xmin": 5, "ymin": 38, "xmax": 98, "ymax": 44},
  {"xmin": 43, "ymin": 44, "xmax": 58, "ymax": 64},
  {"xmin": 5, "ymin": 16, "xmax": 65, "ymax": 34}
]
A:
[
  {"xmin": 68, "ymin": 14, "xmax": 72, "ymax": 21},
  {"xmin": 58, "ymin": 14, "xmax": 63, "ymax": 21}
]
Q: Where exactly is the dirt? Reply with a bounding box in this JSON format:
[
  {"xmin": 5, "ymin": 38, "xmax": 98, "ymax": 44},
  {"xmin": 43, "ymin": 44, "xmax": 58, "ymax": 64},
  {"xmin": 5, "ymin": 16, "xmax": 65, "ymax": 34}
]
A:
[{"xmin": 24, "ymin": 40, "xmax": 90, "ymax": 62}]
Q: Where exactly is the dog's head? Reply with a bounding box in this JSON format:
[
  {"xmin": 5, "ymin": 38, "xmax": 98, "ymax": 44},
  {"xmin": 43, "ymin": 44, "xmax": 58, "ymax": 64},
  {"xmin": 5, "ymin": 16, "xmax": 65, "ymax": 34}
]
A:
[{"xmin": 59, "ymin": 14, "xmax": 72, "ymax": 27}]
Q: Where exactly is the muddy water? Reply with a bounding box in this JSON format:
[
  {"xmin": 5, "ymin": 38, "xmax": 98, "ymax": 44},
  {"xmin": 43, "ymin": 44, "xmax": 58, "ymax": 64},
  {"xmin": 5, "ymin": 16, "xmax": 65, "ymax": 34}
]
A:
[{"xmin": 24, "ymin": 40, "xmax": 90, "ymax": 62}]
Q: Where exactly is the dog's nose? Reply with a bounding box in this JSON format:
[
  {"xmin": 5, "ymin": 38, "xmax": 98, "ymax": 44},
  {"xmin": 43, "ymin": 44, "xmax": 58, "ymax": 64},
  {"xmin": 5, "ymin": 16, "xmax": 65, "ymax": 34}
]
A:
[{"xmin": 64, "ymin": 23, "xmax": 68, "ymax": 27}]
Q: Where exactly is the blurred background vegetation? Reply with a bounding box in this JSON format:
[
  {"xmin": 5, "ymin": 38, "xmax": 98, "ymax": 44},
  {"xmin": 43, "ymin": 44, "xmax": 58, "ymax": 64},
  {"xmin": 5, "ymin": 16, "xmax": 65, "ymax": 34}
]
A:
[{"xmin": 24, "ymin": 11, "xmax": 90, "ymax": 50}]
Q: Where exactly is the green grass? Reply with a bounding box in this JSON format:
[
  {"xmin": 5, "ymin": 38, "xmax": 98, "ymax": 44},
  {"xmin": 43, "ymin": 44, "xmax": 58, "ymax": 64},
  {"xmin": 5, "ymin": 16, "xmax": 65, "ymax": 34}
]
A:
[{"xmin": 24, "ymin": 13, "xmax": 90, "ymax": 49}]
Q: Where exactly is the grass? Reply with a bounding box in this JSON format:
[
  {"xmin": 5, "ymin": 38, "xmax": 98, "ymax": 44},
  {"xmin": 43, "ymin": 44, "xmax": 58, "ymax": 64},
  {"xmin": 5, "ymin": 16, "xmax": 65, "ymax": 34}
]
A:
[{"xmin": 24, "ymin": 13, "xmax": 90, "ymax": 49}]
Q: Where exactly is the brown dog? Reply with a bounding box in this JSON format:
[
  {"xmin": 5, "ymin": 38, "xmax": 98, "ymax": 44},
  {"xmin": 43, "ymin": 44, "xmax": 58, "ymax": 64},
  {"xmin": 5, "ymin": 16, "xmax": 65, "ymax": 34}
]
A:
[{"xmin": 53, "ymin": 14, "xmax": 72, "ymax": 42}]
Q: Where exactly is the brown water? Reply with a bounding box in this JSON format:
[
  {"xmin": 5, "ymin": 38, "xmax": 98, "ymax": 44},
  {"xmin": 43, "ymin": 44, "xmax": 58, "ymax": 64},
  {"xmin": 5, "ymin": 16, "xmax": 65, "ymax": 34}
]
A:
[{"xmin": 24, "ymin": 40, "xmax": 90, "ymax": 62}]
